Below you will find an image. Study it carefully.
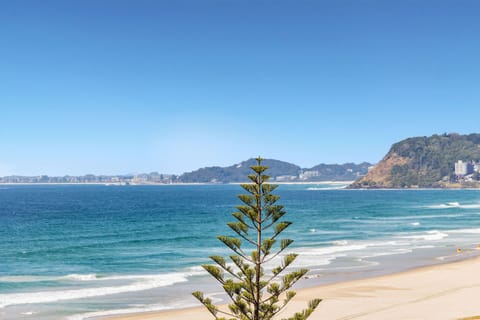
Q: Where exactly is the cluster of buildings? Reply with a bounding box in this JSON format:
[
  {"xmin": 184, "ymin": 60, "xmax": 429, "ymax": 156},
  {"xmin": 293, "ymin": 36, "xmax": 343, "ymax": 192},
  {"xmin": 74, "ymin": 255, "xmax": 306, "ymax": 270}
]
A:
[
  {"xmin": 0, "ymin": 172, "xmax": 176, "ymax": 184},
  {"xmin": 454, "ymin": 160, "xmax": 480, "ymax": 180}
]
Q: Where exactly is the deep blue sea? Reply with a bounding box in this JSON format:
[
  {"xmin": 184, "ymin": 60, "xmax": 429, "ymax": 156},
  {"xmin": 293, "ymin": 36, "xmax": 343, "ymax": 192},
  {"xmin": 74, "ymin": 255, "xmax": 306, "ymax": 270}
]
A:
[{"xmin": 1, "ymin": 184, "xmax": 480, "ymax": 319}]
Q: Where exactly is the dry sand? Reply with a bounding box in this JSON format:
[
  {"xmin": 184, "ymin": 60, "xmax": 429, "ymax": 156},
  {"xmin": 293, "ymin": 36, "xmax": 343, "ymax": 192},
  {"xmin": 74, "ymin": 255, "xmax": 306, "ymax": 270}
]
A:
[{"xmin": 106, "ymin": 257, "xmax": 480, "ymax": 320}]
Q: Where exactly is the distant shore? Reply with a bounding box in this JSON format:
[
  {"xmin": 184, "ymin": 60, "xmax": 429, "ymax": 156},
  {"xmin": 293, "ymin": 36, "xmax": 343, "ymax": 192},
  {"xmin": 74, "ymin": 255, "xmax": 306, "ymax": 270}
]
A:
[
  {"xmin": 228, "ymin": 181, "xmax": 353, "ymax": 185},
  {"xmin": 105, "ymin": 256, "xmax": 480, "ymax": 320},
  {"xmin": 4, "ymin": 182, "xmax": 480, "ymax": 189},
  {"xmin": 0, "ymin": 181, "xmax": 354, "ymax": 186}
]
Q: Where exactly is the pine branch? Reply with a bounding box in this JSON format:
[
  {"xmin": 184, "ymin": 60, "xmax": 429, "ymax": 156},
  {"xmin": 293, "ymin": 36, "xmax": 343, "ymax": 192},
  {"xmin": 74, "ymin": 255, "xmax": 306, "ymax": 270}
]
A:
[
  {"xmin": 263, "ymin": 253, "xmax": 298, "ymax": 288},
  {"xmin": 228, "ymin": 222, "xmax": 257, "ymax": 246},
  {"xmin": 281, "ymin": 298, "xmax": 322, "ymax": 320},
  {"xmin": 210, "ymin": 256, "xmax": 241, "ymax": 281},
  {"xmin": 262, "ymin": 239, "xmax": 294, "ymax": 264},
  {"xmin": 193, "ymin": 157, "xmax": 321, "ymax": 320},
  {"xmin": 271, "ymin": 221, "xmax": 292, "ymax": 239},
  {"xmin": 218, "ymin": 236, "xmax": 252, "ymax": 262}
]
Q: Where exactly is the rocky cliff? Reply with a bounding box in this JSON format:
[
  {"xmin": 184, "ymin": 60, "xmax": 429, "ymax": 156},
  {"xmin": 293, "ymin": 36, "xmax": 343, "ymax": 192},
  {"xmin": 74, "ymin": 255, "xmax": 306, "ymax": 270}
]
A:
[{"xmin": 349, "ymin": 133, "xmax": 480, "ymax": 188}]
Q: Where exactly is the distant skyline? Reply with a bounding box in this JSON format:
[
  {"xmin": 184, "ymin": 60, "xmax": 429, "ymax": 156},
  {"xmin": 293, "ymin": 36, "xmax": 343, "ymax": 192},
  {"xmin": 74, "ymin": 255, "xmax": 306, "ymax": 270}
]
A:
[{"xmin": 1, "ymin": 1, "xmax": 480, "ymax": 175}]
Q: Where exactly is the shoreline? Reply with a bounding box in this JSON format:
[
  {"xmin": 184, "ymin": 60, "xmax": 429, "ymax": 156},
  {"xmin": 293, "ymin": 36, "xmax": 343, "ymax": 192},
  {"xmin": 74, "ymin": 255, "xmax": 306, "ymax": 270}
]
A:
[
  {"xmin": 104, "ymin": 256, "xmax": 480, "ymax": 320},
  {"xmin": 2, "ymin": 182, "xmax": 480, "ymax": 189},
  {"xmin": 0, "ymin": 181, "xmax": 353, "ymax": 186}
]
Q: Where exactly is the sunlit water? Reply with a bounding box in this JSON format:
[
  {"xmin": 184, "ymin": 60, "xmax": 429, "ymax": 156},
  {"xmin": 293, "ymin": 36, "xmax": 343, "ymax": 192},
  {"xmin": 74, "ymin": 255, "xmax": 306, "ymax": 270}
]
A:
[{"xmin": 1, "ymin": 184, "xmax": 480, "ymax": 319}]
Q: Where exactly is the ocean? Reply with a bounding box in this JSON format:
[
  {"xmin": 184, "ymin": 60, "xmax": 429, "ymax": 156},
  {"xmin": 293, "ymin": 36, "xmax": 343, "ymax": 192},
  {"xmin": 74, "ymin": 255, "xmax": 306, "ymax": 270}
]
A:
[{"xmin": 1, "ymin": 184, "xmax": 480, "ymax": 319}]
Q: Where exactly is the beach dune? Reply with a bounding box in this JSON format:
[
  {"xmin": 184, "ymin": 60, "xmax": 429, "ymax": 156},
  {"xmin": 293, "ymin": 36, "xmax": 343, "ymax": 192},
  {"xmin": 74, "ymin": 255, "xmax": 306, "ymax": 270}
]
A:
[{"xmin": 107, "ymin": 257, "xmax": 480, "ymax": 320}]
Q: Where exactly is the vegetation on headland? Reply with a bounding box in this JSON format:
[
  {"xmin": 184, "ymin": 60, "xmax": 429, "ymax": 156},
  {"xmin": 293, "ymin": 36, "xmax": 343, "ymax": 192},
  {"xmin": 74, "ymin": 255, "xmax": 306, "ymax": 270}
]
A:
[
  {"xmin": 193, "ymin": 157, "xmax": 321, "ymax": 320},
  {"xmin": 350, "ymin": 133, "xmax": 480, "ymax": 189},
  {"xmin": 179, "ymin": 159, "xmax": 370, "ymax": 183}
]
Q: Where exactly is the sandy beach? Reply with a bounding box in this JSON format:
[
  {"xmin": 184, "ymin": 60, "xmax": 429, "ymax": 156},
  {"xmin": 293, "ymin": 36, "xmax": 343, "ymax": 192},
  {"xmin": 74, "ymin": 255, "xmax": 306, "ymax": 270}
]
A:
[{"xmin": 106, "ymin": 256, "xmax": 480, "ymax": 320}]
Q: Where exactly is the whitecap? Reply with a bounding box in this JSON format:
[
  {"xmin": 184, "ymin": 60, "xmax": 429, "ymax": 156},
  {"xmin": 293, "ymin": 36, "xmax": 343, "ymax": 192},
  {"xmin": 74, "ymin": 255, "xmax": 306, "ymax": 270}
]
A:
[
  {"xmin": 297, "ymin": 244, "xmax": 369, "ymax": 256},
  {"xmin": 370, "ymin": 213, "xmax": 466, "ymax": 221},
  {"xmin": 306, "ymin": 186, "xmax": 346, "ymax": 191},
  {"xmin": 63, "ymin": 274, "xmax": 98, "ymax": 281},
  {"xmin": 425, "ymin": 202, "xmax": 480, "ymax": 209},
  {"xmin": 361, "ymin": 248, "xmax": 412, "ymax": 258},
  {"xmin": 0, "ymin": 272, "xmax": 196, "ymax": 308},
  {"xmin": 447, "ymin": 228, "xmax": 480, "ymax": 234},
  {"xmin": 398, "ymin": 230, "xmax": 448, "ymax": 241},
  {"xmin": 331, "ymin": 240, "xmax": 348, "ymax": 246},
  {"xmin": 0, "ymin": 275, "xmax": 57, "ymax": 283}
]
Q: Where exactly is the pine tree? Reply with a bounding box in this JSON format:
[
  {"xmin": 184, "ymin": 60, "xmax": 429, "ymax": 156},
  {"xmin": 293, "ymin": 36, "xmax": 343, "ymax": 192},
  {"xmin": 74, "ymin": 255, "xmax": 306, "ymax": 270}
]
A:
[{"xmin": 193, "ymin": 157, "xmax": 321, "ymax": 320}]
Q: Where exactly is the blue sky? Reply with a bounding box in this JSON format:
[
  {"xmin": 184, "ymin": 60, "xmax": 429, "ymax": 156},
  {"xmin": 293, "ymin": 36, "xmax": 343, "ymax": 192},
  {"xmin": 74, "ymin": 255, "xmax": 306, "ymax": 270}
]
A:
[{"xmin": 1, "ymin": 0, "xmax": 480, "ymax": 175}]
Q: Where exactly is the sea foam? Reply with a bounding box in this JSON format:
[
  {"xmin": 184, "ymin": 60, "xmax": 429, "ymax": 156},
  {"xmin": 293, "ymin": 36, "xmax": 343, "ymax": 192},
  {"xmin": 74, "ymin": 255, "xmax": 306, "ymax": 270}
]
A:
[
  {"xmin": 398, "ymin": 230, "xmax": 448, "ymax": 241},
  {"xmin": 448, "ymin": 228, "xmax": 480, "ymax": 234},
  {"xmin": 0, "ymin": 272, "xmax": 195, "ymax": 308},
  {"xmin": 425, "ymin": 202, "xmax": 480, "ymax": 209}
]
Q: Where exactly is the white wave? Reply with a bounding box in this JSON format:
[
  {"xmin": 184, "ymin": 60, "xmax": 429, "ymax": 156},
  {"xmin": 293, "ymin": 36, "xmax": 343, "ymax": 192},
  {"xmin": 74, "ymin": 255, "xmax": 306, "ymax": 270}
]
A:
[
  {"xmin": 0, "ymin": 272, "xmax": 193, "ymax": 308},
  {"xmin": 373, "ymin": 213, "xmax": 466, "ymax": 220},
  {"xmin": 426, "ymin": 202, "xmax": 460, "ymax": 209},
  {"xmin": 293, "ymin": 254, "xmax": 344, "ymax": 268},
  {"xmin": 0, "ymin": 271, "xmax": 205, "ymax": 284},
  {"xmin": 63, "ymin": 274, "xmax": 98, "ymax": 281},
  {"xmin": 297, "ymin": 244, "xmax": 369, "ymax": 256},
  {"xmin": 187, "ymin": 265, "xmax": 207, "ymax": 273},
  {"xmin": 361, "ymin": 248, "xmax": 412, "ymax": 258},
  {"xmin": 398, "ymin": 230, "xmax": 448, "ymax": 241},
  {"xmin": 298, "ymin": 240, "xmax": 403, "ymax": 257},
  {"xmin": 410, "ymin": 222, "xmax": 421, "ymax": 226},
  {"xmin": 425, "ymin": 202, "xmax": 480, "ymax": 209},
  {"xmin": 67, "ymin": 303, "xmax": 176, "ymax": 320},
  {"xmin": 459, "ymin": 204, "xmax": 480, "ymax": 209},
  {"xmin": 0, "ymin": 275, "xmax": 53, "ymax": 283},
  {"xmin": 447, "ymin": 228, "xmax": 480, "ymax": 234},
  {"xmin": 332, "ymin": 240, "xmax": 349, "ymax": 246},
  {"xmin": 447, "ymin": 202, "xmax": 460, "ymax": 207},
  {"xmin": 306, "ymin": 186, "xmax": 346, "ymax": 190}
]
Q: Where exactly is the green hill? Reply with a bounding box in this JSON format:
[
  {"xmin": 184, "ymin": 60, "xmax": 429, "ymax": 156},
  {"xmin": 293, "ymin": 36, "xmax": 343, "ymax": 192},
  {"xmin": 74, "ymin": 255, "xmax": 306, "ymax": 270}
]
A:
[
  {"xmin": 179, "ymin": 159, "xmax": 301, "ymax": 183},
  {"xmin": 349, "ymin": 133, "xmax": 480, "ymax": 188},
  {"xmin": 179, "ymin": 159, "xmax": 370, "ymax": 183}
]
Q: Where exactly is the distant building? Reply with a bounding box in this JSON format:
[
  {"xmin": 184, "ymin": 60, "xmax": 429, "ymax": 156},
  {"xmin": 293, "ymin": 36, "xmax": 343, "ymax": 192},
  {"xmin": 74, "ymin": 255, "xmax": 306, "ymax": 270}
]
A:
[
  {"xmin": 299, "ymin": 170, "xmax": 319, "ymax": 180},
  {"xmin": 474, "ymin": 162, "xmax": 480, "ymax": 173},
  {"xmin": 455, "ymin": 160, "xmax": 468, "ymax": 176},
  {"xmin": 276, "ymin": 175, "xmax": 297, "ymax": 182}
]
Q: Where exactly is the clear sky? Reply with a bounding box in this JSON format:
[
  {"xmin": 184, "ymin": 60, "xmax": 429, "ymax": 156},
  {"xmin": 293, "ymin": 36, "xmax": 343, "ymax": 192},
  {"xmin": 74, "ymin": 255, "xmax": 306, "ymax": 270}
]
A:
[{"xmin": 1, "ymin": 0, "xmax": 480, "ymax": 175}]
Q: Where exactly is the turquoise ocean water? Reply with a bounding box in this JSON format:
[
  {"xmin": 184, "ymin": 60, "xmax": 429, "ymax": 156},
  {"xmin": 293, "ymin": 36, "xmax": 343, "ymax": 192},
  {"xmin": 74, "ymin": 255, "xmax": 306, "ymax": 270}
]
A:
[{"xmin": 1, "ymin": 184, "xmax": 480, "ymax": 319}]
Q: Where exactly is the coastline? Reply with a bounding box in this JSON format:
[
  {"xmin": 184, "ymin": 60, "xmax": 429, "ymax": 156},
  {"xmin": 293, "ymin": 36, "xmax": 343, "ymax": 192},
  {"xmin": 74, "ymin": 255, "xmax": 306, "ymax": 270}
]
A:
[
  {"xmin": 3, "ymin": 182, "xmax": 480, "ymax": 189},
  {"xmin": 104, "ymin": 256, "xmax": 480, "ymax": 320},
  {"xmin": 0, "ymin": 181, "xmax": 354, "ymax": 186}
]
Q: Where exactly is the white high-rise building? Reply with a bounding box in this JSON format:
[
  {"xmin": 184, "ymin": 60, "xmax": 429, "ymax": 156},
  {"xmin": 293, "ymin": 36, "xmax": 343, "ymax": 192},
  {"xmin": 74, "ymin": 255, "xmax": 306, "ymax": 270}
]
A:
[
  {"xmin": 455, "ymin": 160, "xmax": 468, "ymax": 176},
  {"xmin": 474, "ymin": 163, "xmax": 480, "ymax": 173}
]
